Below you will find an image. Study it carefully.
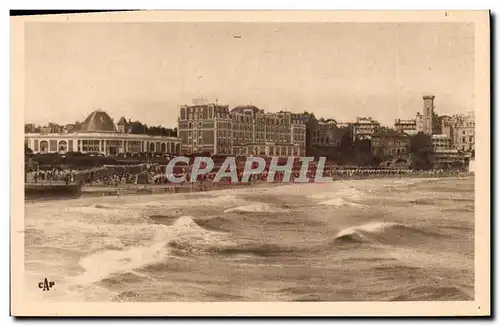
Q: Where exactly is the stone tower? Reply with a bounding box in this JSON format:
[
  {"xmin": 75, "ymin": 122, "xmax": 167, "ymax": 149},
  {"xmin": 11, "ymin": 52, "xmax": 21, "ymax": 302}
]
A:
[{"xmin": 422, "ymin": 95, "xmax": 434, "ymax": 135}]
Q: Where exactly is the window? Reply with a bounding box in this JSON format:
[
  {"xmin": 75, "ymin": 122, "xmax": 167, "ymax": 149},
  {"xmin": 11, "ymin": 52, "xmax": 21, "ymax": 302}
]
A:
[
  {"xmin": 81, "ymin": 140, "xmax": 100, "ymax": 152},
  {"xmin": 40, "ymin": 141, "xmax": 49, "ymax": 153},
  {"xmin": 58, "ymin": 141, "xmax": 68, "ymax": 152}
]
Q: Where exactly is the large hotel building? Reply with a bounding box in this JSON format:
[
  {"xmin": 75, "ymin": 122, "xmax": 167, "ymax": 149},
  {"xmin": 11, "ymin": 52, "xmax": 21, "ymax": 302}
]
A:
[{"xmin": 177, "ymin": 99, "xmax": 306, "ymax": 156}]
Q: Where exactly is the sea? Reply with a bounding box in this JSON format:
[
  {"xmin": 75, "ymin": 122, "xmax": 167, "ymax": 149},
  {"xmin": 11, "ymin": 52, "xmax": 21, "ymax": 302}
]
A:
[{"xmin": 24, "ymin": 176, "xmax": 475, "ymax": 302}]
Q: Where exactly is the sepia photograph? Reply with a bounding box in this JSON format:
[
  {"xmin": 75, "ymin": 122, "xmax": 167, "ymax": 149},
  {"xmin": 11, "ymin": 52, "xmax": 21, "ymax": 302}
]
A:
[{"xmin": 10, "ymin": 10, "xmax": 490, "ymax": 316}]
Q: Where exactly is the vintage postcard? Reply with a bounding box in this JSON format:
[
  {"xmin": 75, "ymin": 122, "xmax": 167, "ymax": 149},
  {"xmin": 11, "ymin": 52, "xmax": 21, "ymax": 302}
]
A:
[{"xmin": 11, "ymin": 10, "xmax": 490, "ymax": 316}]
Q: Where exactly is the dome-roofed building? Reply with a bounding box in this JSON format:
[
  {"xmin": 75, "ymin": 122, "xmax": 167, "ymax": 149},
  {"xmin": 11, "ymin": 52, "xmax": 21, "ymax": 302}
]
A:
[
  {"xmin": 25, "ymin": 110, "xmax": 181, "ymax": 155},
  {"xmin": 80, "ymin": 110, "xmax": 117, "ymax": 132}
]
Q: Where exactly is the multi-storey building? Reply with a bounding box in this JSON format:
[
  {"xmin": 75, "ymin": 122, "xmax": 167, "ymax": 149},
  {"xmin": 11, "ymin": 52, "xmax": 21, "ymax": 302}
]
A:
[
  {"xmin": 451, "ymin": 112, "xmax": 475, "ymax": 152},
  {"xmin": 394, "ymin": 119, "xmax": 417, "ymax": 135},
  {"xmin": 353, "ymin": 117, "xmax": 381, "ymax": 140},
  {"xmin": 371, "ymin": 129, "xmax": 410, "ymax": 157},
  {"xmin": 439, "ymin": 112, "xmax": 475, "ymax": 152},
  {"xmin": 178, "ymin": 100, "xmax": 233, "ymax": 155},
  {"xmin": 431, "ymin": 134, "xmax": 452, "ymax": 152},
  {"xmin": 430, "ymin": 133, "xmax": 467, "ymax": 166},
  {"xmin": 308, "ymin": 119, "xmax": 343, "ymax": 147},
  {"xmin": 177, "ymin": 100, "xmax": 306, "ymax": 156},
  {"xmin": 432, "ymin": 148, "xmax": 466, "ymax": 166}
]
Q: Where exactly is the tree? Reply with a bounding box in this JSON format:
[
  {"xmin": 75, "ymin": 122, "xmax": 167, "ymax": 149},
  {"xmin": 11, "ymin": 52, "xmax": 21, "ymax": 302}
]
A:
[
  {"xmin": 129, "ymin": 121, "xmax": 146, "ymax": 134},
  {"xmin": 450, "ymin": 160, "xmax": 465, "ymax": 170},
  {"xmin": 409, "ymin": 132, "xmax": 433, "ymax": 170},
  {"xmin": 410, "ymin": 132, "xmax": 432, "ymax": 153},
  {"xmin": 339, "ymin": 126, "xmax": 354, "ymax": 152},
  {"xmin": 302, "ymin": 111, "xmax": 316, "ymax": 122}
]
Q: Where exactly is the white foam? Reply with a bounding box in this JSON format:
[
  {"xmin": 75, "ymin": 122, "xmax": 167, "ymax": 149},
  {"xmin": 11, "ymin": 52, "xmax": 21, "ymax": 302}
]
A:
[
  {"xmin": 72, "ymin": 213, "xmax": 234, "ymax": 285},
  {"xmin": 308, "ymin": 187, "xmax": 366, "ymax": 202},
  {"xmin": 336, "ymin": 222, "xmax": 400, "ymax": 239},
  {"xmin": 224, "ymin": 202, "xmax": 286, "ymax": 213},
  {"xmin": 73, "ymin": 218, "xmax": 195, "ymax": 284},
  {"xmin": 172, "ymin": 215, "xmax": 204, "ymax": 229},
  {"xmin": 308, "ymin": 191, "xmax": 341, "ymax": 199},
  {"xmin": 75, "ymin": 240, "xmax": 167, "ymax": 284},
  {"xmin": 336, "ymin": 188, "xmax": 365, "ymax": 201},
  {"xmin": 129, "ymin": 194, "xmax": 245, "ymax": 209}
]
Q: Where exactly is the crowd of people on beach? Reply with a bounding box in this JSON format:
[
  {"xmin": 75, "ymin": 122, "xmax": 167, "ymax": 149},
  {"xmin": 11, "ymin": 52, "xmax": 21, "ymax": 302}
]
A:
[
  {"xmin": 28, "ymin": 168, "xmax": 77, "ymax": 185},
  {"xmin": 27, "ymin": 157, "xmax": 472, "ymax": 188},
  {"xmin": 89, "ymin": 166, "xmax": 469, "ymax": 186},
  {"xmin": 330, "ymin": 168, "xmax": 467, "ymax": 179}
]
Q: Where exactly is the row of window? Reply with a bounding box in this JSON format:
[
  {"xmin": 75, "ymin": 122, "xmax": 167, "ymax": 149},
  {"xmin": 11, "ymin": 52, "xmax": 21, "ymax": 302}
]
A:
[
  {"xmin": 376, "ymin": 147, "xmax": 408, "ymax": 155},
  {"xmin": 32, "ymin": 139, "xmax": 180, "ymax": 153},
  {"xmin": 183, "ymin": 118, "xmax": 305, "ymax": 128},
  {"xmin": 186, "ymin": 130, "xmax": 305, "ymax": 142}
]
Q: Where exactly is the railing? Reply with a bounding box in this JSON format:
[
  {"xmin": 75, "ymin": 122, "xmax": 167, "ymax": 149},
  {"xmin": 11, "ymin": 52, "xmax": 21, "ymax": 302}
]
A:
[{"xmin": 25, "ymin": 179, "xmax": 80, "ymax": 187}]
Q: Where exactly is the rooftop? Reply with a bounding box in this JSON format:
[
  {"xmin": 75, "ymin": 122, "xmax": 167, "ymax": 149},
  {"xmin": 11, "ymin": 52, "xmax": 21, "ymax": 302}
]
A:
[
  {"xmin": 80, "ymin": 110, "xmax": 117, "ymax": 133},
  {"xmin": 372, "ymin": 129, "xmax": 409, "ymax": 138}
]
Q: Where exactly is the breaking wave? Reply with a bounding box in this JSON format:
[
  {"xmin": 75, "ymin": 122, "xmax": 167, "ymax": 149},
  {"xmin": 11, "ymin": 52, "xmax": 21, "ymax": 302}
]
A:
[
  {"xmin": 308, "ymin": 187, "xmax": 366, "ymax": 201},
  {"xmin": 332, "ymin": 222, "xmax": 442, "ymax": 246},
  {"xmin": 318, "ymin": 197, "xmax": 365, "ymax": 208},
  {"xmin": 73, "ymin": 215, "xmax": 227, "ymax": 285},
  {"xmin": 224, "ymin": 202, "xmax": 287, "ymax": 213},
  {"xmin": 25, "ymin": 176, "xmax": 474, "ymax": 302}
]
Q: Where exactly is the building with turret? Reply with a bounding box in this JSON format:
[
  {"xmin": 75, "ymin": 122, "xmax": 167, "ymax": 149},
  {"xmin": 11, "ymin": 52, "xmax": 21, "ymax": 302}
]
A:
[
  {"xmin": 416, "ymin": 95, "xmax": 434, "ymax": 135},
  {"xmin": 25, "ymin": 110, "xmax": 181, "ymax": 155}
]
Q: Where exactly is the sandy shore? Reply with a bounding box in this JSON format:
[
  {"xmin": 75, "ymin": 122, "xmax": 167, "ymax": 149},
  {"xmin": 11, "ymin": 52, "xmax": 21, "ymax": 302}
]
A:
[
  {"xmin": 80, "ymin": 172, "xmax": 473, "ymax": 198},
  {"xmin": 80, "ymin": 180, "xmax": 278, "ymax": 198}
]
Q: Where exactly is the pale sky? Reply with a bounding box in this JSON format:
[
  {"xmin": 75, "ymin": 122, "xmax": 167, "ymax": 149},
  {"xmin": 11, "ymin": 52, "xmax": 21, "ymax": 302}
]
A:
[{"xmin": 25, "ymin": 22, "xmax": 474, "ymax": 128}]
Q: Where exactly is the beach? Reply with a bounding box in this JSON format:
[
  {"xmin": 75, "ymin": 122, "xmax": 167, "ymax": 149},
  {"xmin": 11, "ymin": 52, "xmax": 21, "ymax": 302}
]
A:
[{"xmin": 24, "ymin": 169, "xmax": 474, "ymax": 201}]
